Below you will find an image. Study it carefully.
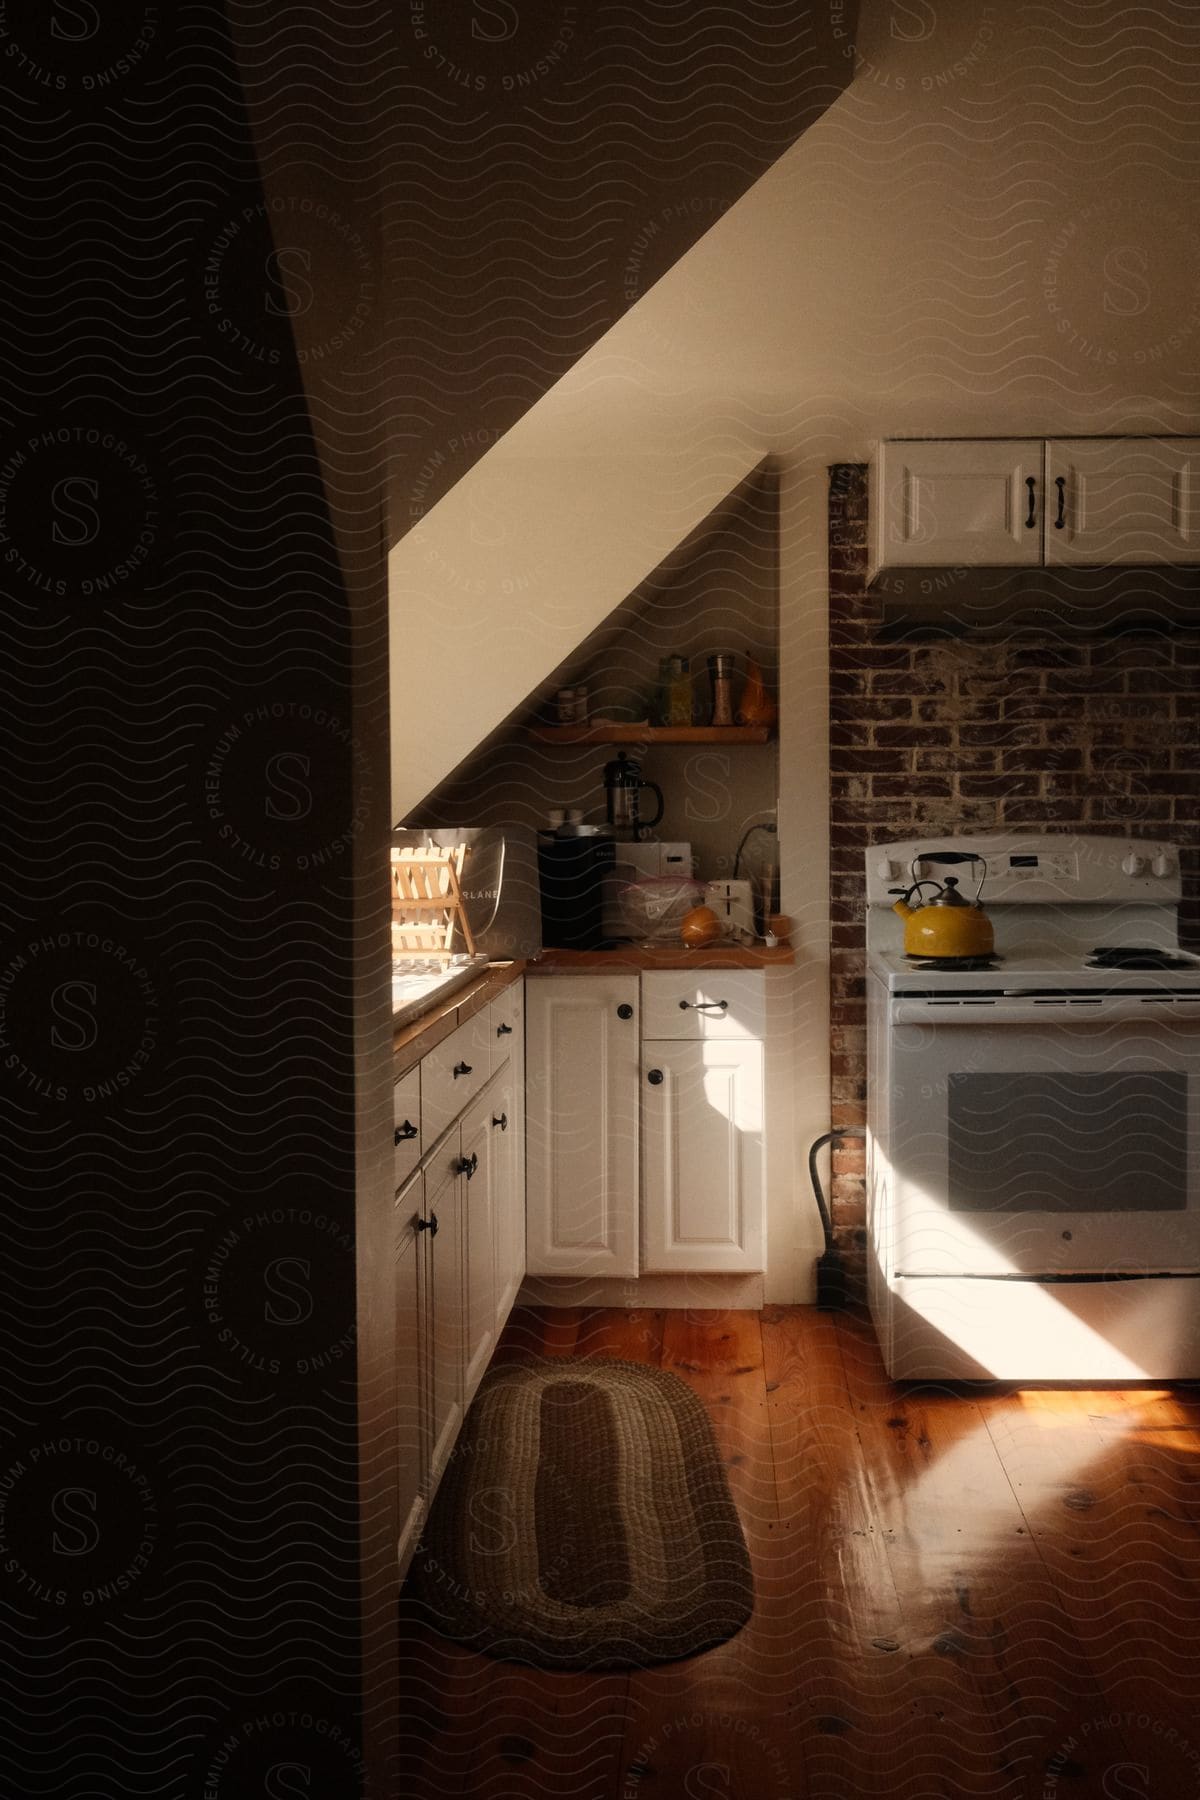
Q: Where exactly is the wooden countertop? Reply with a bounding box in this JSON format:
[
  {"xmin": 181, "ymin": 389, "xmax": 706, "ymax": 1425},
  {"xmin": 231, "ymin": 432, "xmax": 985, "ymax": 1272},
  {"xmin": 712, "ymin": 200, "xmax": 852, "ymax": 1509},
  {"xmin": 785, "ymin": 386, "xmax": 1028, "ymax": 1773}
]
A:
[
  {"xmin": 393, "ymin": 960, "xmax": 525, "ymax": 1076},
  {"xmin": 392, "ymin": 945, "xmax": 794, "ymax": 1074},
  {"xmin": 529, "ymin": 945, "xmax": 795, "ymax": 971}
]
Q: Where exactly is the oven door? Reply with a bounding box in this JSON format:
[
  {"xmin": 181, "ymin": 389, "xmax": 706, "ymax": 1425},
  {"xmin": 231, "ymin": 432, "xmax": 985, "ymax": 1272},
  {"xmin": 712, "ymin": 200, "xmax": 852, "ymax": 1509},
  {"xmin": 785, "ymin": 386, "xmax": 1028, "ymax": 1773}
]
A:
[{"xmin": 883, "ymin": 995, "xmax": 1200, "ymax": 1277}]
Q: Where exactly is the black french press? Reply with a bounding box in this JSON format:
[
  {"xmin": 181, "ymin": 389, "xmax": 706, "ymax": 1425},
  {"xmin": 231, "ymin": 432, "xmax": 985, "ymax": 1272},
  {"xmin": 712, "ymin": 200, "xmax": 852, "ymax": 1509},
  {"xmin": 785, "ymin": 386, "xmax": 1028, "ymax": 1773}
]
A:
[{"xmin": 603, "ymin": 752, "xmax": 664, "ymax": 841}]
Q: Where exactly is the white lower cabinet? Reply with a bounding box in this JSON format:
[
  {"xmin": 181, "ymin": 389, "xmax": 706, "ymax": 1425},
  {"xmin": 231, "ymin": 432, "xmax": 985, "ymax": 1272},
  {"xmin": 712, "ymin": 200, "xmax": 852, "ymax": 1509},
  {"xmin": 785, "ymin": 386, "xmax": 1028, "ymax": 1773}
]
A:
[
  {"xmin": 489, "ymin": 1065, "xmax": 523, "ymax": 1329},
  {"xmin": 419, "ymin": 1134, "xmax": 466, "ymax": 1499},
  {"xmin": 460, "ymin": 1088, "xmax": 498, "ymax": 1400},
  {"xmin": 525, "ymin": 972, "xmax": 767, "ymax": 1279},
  {"xmin": 641, "ymin": 1039, "xmax": 764, "ymax": 1274},
  {"xmin": 395, "ymin": 977, "xmax": 527, "ymax": 1580},
  {"xmin": 394, "ymin": 1173, "xmax": 425, "ymax": 1571},
  {"xmin": 525, "ymin": 975, "xmax": 640, "ymax": 1278}
]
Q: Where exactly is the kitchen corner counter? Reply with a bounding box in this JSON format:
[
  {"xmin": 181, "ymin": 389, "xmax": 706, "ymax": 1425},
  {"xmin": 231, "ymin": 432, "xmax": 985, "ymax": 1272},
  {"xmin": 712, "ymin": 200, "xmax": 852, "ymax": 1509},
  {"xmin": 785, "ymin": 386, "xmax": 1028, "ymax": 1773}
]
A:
[
  {"xmin": 393, "ymin": 959, "xmax": 525, "ymax": 1076},
  {"xmin": 528, "ymin": 945, "xmax": 795, "ymax": 971}
]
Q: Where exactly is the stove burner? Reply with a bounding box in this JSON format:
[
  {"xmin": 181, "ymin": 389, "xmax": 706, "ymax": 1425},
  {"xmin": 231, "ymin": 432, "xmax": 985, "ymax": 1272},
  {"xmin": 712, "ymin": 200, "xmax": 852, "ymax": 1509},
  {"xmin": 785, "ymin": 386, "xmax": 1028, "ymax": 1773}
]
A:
[
  {"xmin": 1086, "ymin": 945, "xmax": 1193, "ymax": 971},
  {"xmin": 905, "ymin": 955, "xmax": 1000, "ymax": 972}
]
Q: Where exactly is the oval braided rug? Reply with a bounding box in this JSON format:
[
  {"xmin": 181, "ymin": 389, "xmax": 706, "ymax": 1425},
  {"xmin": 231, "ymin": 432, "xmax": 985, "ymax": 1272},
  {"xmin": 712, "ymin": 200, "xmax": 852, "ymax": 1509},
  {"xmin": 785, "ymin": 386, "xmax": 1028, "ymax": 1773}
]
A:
[{"xmin": 409, "ymin": 1356, "xmax": 754, "ymax": 1669}]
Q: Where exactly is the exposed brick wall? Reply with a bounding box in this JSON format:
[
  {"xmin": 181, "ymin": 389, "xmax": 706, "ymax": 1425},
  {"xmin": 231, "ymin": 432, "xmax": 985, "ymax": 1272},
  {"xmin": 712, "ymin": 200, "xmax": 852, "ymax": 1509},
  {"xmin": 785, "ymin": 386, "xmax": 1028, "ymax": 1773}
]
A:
[{"xmin": 827, "ymin": 462, "xmax": 1200, "ymax": 1279}]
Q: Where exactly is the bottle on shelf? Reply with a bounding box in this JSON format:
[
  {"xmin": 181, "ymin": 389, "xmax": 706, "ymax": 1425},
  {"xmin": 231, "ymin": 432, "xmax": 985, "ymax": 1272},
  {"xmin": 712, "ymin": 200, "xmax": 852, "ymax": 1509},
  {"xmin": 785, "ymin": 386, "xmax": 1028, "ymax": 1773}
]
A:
[
  {"xmin": 707, "ymin": 653, "xmax": 736, "ymax": 727},
  {"xmin": 736, "ymin": 656, "xmax": 777, "ymax": 728}
]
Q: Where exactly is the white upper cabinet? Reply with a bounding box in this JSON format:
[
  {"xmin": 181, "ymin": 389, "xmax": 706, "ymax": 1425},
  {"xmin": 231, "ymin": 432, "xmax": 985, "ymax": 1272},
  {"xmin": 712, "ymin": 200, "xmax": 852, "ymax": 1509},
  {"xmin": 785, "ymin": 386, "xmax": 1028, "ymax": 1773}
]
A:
[
  {"xmin": 877, "ymin": 440, "xmax": 1044, "ymax": 568},
  {"xmin": 1045, "ymin": 438, "xmax": 1200, "ymax": 565},
  {"xmin": 876, "ymin": 437, "xmax": 1200, "ymax": 571}
]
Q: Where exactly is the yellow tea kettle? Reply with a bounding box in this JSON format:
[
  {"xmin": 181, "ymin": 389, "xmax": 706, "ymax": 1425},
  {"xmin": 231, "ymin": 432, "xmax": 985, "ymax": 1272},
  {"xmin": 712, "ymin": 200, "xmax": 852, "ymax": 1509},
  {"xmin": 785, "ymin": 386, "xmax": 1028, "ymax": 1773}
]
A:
[{"xmin": 889, "ymin": 858, "xmax": 993, "ymax": 961}]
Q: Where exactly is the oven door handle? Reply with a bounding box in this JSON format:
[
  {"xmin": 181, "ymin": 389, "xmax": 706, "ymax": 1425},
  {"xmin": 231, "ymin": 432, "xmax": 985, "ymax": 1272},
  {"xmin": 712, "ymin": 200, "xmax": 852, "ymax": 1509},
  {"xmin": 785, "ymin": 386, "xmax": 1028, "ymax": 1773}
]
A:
[{"xmin": 892, "ymin": 997, "xmax": 1200, "ymax": 1026}]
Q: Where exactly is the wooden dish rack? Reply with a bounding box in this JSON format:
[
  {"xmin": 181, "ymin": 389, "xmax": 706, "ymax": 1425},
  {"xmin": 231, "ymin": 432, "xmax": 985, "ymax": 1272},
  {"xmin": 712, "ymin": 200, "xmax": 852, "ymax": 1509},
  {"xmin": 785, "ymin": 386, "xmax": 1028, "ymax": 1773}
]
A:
[{"xmin": 390, "ymin": 845, "xmax": 477, "ymax": 961}]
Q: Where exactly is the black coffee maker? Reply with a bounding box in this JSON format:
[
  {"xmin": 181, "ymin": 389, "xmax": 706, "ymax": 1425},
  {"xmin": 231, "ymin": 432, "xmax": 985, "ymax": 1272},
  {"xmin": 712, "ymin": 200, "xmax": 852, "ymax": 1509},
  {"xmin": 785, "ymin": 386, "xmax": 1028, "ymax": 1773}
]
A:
[
  {"xmin": 603, "ymin": 752, "xmax": 664, "ymax": 841},
  {"xmin": 537, "ymin": 835, "xmax": 616, "ymax": 950}
]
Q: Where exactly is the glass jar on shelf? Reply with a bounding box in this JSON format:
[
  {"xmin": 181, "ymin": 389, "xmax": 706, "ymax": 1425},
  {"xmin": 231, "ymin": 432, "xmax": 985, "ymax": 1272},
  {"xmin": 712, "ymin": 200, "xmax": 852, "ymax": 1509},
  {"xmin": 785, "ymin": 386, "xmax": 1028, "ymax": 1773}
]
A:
[{"xmin": 656, "ymin": 654, "xmax": 694, "ymax": 727}]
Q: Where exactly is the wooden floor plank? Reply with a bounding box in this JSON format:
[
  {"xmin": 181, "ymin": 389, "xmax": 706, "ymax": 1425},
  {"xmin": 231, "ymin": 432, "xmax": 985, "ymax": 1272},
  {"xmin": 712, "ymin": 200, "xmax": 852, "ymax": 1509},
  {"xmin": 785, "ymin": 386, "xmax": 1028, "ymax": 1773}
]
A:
[
  {"xmin": 615, "ymin": 1310, "xmax": 807, "ymax": 1797},
  {"xmin": 573, "ymin": 1305, "xmax": 667, "ymax": 1367},
  {"xmin": 978, "ymin": 1381, "xmax": 1200, "ymax": 1788},
  {"xmin": 833, "ymin": 1312, "xmax": 1116, "ymax": 1799},
  {"xmin": 762, "ymin": 1304, "xmax": 918, "ymax": 1799},
  {"xmin": 401, "ymin": 1306, "xmax": 1200, "ymax": 1800},
  {"xmin": 657, "ymin": 1308, "xmax": 774, "ymax": 1534}
]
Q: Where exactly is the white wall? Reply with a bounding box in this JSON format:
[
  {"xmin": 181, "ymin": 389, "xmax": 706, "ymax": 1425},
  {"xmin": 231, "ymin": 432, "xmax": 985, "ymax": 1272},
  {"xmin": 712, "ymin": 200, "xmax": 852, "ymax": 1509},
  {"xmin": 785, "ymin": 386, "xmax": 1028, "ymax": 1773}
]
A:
[{"xmin": 391, "ymin": 0, "xmax": 1200, "ymax": 1298}]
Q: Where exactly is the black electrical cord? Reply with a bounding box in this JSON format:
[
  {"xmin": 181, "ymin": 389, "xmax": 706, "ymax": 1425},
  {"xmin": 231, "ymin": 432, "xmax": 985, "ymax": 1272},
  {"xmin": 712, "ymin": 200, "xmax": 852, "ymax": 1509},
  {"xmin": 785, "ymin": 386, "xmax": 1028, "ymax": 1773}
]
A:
[
  {"xmin": 732, "ymin": 820, "xmax": 777, "ymax": 880},
  {"xmin": 808, "ymin": 1127, "xmax": 865, "ymax": 1248},
  {"xmin": 808, "ymin": 1126, "xmax": 866, "ymax": 1310}
]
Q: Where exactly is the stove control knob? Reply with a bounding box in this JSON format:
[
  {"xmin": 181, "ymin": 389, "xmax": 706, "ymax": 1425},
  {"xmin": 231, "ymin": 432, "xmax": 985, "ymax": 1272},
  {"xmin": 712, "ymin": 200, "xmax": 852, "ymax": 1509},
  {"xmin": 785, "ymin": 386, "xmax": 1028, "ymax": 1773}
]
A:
[
  {"xmin": 877, "ymin": 858, "xmax": 898, "ymax": 881},
  {"xmin": 1152, "ymin": 852, "xmax": 1172, "ymax": 878},
  {"xmin": 1122, "ymin": 853, "xmax": 1148, "ymax": 877}
]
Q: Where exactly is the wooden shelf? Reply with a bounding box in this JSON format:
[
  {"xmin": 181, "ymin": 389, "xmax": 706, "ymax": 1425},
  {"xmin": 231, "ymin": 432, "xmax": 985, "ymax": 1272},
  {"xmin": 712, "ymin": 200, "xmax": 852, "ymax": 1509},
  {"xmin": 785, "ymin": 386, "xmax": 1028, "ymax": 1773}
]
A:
[
  {"xmin": 530, "ymin": 945, "xmax": 794, "ymax": 969},
  {"xmin": 527, "ymin": 723, "xmax": 773, "ymax": 745}
]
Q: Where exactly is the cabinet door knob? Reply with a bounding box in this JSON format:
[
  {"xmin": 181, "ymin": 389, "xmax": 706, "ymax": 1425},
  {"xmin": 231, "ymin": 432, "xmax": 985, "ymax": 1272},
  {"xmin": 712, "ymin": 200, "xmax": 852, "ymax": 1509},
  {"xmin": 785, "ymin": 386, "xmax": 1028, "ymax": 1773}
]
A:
[
  {"xmin": 617, "ymin": 1003, "xmax": 633, "ymax": 1020},
  {"xmin": 647, "ymin": 1068, "xmax": 664, "ymax": 1085},
  {"xmin": 416, "ymin": 1213, "xmax": 439, "ymax": 1237},
  {"xmin": 496, "ymin": 1022, "xmax": 513, "ymax": 1036},
  {"xmin": 453, "ymin": 1061, "xmax": 473, "ymax": 1078},
  {"xmin": 492, "ymin": 1112, "xmax": 508, "ymax": 1131},
  {"xmin": 394, "ymin": 1120, "xmax": 419, "ymax": 1145},
  {"xmin": 458, "ymin": 1152, "xmax": 478, "ymax": 1179}
]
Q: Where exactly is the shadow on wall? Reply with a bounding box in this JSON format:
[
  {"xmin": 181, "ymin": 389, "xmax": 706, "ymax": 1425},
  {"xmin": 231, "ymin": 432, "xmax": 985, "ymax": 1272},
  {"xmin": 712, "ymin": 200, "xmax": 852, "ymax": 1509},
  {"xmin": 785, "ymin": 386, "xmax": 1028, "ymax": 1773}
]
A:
[{"xmin": 405, "ymin": 467, "xmax": 781, "ymax": 886}]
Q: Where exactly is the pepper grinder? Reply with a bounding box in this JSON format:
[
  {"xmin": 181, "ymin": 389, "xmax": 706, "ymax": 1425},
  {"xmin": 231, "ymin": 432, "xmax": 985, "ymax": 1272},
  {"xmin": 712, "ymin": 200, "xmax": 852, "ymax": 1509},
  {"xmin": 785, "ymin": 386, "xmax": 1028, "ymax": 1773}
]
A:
[{"xmin": 707, "ymin": 653, "xmax": 736, "ymax": 727}]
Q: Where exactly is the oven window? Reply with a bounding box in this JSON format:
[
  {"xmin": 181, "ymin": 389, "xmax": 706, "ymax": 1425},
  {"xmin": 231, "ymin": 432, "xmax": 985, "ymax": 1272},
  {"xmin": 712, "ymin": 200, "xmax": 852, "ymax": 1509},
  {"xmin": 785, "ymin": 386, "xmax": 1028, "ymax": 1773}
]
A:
[{"xmin": 947, "ymin": 1073, "xmax": 1188, "ymax": 1212}]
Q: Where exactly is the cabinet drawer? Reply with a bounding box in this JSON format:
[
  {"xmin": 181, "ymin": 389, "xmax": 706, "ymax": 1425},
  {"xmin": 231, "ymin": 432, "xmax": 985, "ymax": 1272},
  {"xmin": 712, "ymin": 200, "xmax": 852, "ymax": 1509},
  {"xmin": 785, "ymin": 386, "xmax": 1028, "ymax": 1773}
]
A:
[
  {"xmin": 489, "ymin": 980, "xmax": 524, "ymax": 1067},
  {"xmin": 393, "ymin": 1066, "xmax": 422, "ymax": 1187},
  {"xmin": 422, "ymin": 1013, "xmax": 491, "ymax": 1146},
  {"xmin": 641, "ymin": 971, "xmax": 765, "ymax": 1040}
]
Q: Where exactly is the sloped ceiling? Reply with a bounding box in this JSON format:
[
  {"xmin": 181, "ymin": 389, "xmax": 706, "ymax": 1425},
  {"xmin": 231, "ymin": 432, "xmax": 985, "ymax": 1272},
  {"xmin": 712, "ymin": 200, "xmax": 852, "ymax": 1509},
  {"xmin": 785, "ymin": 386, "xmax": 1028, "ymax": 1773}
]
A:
[
  {"xmin": 388, "ymin": 2, "xmax": 859, "ymax": 816},
  {"xmin": 390, "ymin": 440, "xmax": 767, "ymax": 816},
  {"xmin": 387, "ymin": 1, "xmax": 859, "ymax": 530}
]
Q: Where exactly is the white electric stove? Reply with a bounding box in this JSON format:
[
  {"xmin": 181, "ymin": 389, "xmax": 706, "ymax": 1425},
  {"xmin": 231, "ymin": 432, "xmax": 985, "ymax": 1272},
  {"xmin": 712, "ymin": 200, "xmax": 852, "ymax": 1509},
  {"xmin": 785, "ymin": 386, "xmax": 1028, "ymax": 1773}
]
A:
[{"xmin": 865, "ymin": 833, "xmax": 1200, "ymax": 1381}]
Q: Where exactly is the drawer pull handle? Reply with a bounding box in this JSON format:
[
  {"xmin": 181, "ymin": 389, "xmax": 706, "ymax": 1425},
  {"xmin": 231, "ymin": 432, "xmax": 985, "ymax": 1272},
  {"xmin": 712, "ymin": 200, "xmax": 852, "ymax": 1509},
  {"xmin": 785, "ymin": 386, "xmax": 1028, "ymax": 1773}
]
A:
[
  {"xmin": 617, "ymin": 1003, "xmax": 634, "ymax": 1020},
  {"xmin": 496, "ymin": 1022, "xmax": 513, "ymax": 1036},
  {"xmin": 453, "ymin": 1061, "xmax": 473, "ymax": 1078},
  {"xmin": 394, "ymin": 1120, "xmax": 419, "ymax": 1145},
  {"xmin": 416, "ymin": 1213, "xmax": 439, "ymax": 1238},
  {"xmin": 1024, "ymin": 475, "xmax": 1037, "ymax": 529},
  {"xmin": 647, "ymin": 1068, "xmax": 664, "ymax": 1086},
  {"xmin": 1054, "ymin": 475, "xmax": 1066, "ymax": 529},
  {"xmin": 492, "ymin": 1112, "xmax": 508, "ymax": 1131},
  {"xmin": 458, "ymin": 1152, "xmax": 478, "ymax": 1179},
  {"xmin": 679, "ymin": 999, "xmax": 728, "ymax": 1013}
]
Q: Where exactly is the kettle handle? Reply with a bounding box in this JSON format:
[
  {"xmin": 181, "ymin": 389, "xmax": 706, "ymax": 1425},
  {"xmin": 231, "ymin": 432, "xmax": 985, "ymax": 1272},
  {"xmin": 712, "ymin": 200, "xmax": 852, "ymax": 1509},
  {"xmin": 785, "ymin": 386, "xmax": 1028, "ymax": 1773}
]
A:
[
  {"xmin": 638, "ymin": 778, "xmax": 665, "ymax": 834},
  {"xmin": 889, "ymin": 879, "xmax": 943, "ymax": 907},
  {"xmin": 912, "ymin": 849, "xmax": 986, "ymax": 905}
]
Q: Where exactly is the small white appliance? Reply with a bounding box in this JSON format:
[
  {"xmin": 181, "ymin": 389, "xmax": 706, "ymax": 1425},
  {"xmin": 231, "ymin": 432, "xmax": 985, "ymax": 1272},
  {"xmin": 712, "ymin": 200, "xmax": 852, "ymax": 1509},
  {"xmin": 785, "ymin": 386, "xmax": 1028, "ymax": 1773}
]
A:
[
  {"xmin": 865, "ymin": 832, "xmax": 1200, "ymax": 1381},
  {"xmin": 704, "ymin": 879, "xmax": 754, "ymax": 940},
  {"xmin": 602, "ymin": 841, "xmax": 692, "ymax": 941}
]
